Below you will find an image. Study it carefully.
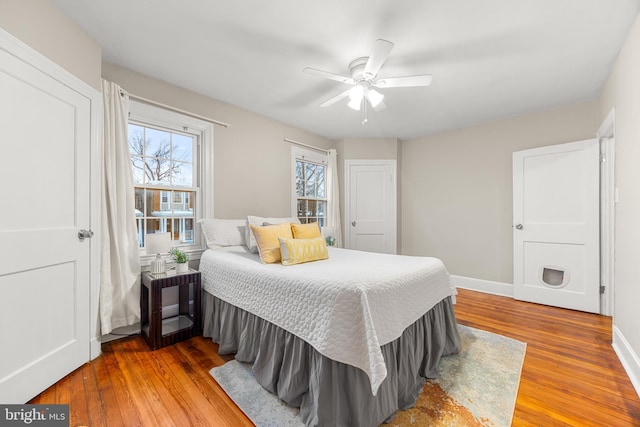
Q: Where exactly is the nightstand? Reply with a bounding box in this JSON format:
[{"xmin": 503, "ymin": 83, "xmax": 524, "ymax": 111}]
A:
[{"xmin": 140, "ymin": 269, "xmax": 201, "ymax": 350}]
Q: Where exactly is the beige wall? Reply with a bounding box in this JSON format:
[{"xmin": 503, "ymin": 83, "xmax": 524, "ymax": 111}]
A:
[
  {"xmin": 598, "ymin": 14, "xmax": 640, "ymax": 370},
  {"xmin": 0, "ymin": 0, "xmax": 102, "ymax": 90},
  {"xmin": 102, "ymin": 63, "xmax": 334, "ymax": 220},
  {"xmin": 338, "ymin": 138, "xmax": 400, "ymax": 160},
  {"xmin": 401, "ymin": 101, "xmax": 598, "ymax": 283}
]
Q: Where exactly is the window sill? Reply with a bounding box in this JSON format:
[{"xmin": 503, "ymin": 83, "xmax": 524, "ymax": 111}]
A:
[{"xmin": 140, "ymin": 247, "xmax": 204, "ymax": 269}]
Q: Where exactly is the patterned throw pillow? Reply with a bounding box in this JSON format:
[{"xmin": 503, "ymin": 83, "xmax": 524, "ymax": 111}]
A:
[{"xmin": 278, "ymin": 236, "xmax": 329, "ymax": 266}]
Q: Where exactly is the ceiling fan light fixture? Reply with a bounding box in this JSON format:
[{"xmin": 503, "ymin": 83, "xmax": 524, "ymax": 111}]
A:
[
  {"xmin": 307, "ymin": 39, "xmax": 432, "ymax": 118},
  {"xmin": 348, "ymin": 85, "xmax": 364, "ymax": 110},
  {"xmin": 347, "ymin": 97, "xmax": 362, "ymax": 111},
  {"xmin": 366, "ymin": 88, "xmax": 384, "ymax": 107}
]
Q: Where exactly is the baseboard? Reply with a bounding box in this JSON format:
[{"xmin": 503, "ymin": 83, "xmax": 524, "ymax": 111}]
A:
[
  {"xmin": 451, "ymin": 275, "xmax": 514, "ymax": 297},
  {"xmin": 612, "ymin": 325, "xmax": 640, "ymax": 398},
  {"xmin": 99, "ymin": 323, "xmax": 141, "ymax": 344}
]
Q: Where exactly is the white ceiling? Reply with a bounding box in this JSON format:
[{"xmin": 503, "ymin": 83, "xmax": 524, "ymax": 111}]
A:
[{"xmin": 51, "ymin": 0, "xmax": 639, "ymax": 140}]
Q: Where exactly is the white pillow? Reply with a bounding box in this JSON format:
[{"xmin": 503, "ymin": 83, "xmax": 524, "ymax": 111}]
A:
[
  {"xmin": 200, "ymin": 219, "xmax": 247, "ymax": 248},
  {"xmin": 245, "ymin": 215, "xmax": 301, "ymax": 253}
]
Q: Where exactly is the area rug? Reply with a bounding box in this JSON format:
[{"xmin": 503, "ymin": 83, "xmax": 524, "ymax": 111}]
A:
[{"xmin": 210, "ymin": 325, "xmax": 526, "ymax": 427}]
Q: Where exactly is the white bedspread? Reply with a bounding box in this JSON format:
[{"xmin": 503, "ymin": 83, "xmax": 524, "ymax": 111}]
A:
[{"xmin": 199, "ymin": 246, "xmax": 456, "ymax": 394}]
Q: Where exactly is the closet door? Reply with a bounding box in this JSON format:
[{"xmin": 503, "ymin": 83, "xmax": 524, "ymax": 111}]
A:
[
  {"xmin": 0, "ymin": 32, "xmax": 96, "ymax": 403},
  {"xmin": 345, "ymin": 160, "xmax": 397, "ymax": 254},
  {"xmin": 513, "ymin": 139, "xmax": 600, "ymax": 313}
]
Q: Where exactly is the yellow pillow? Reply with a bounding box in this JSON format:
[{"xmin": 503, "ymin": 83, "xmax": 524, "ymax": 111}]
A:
[
  {"xmin": 278, "ymin": 236, "xmax": 329, "ymax": 266},
  {"xmin": 291, "ymin": 222, "xmax": 321, "ymax": 239},
  {"xmin": 250, "ymin": 223, "xmax": 293, "ymax": 264}
]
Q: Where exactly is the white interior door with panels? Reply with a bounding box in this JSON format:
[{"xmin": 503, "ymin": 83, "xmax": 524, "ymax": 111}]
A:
[
  {"xmin": 345, "ymin": 160, "xmax": 396, "ymax": 254},
  {"xmin": 513, "ymin": 139, "xmax": 600, "ymax": 313},
  {"xmin": 0, "ymin": 30, "xmax": 99, "ymax": 403}
]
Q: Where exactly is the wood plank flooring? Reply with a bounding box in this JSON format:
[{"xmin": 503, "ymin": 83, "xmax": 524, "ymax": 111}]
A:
[{"xmin": 29, "ymin": 288, "xmax": 640, "ymax": 426}]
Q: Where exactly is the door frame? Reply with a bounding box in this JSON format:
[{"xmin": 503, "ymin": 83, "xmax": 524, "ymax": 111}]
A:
[
  {"xmin": 0, "ymin": 28, "xmax": 102, "ymax": 359},
  {"xmin": 598, "ymin": 108, "xmax": 615, "ymax": 317},
  {"xmin": 344, "ymin": 159, "xmax": 397, "ymax": 253}
]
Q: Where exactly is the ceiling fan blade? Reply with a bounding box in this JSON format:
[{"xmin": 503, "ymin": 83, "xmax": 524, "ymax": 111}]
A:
[
  {"xmin": 319, "ymin": 88, "xmax": 351, "ymax": 107},
  {"xmin": 374, "ymin": 74, "xmax": 433, "ymax": 88},
  {"xmin": 363, "ymin": 39, "xmax": 394, "ymax": 79},
  {"xmin": 303, "ymin": 67, "xmax": 354, "ymax": 85}
]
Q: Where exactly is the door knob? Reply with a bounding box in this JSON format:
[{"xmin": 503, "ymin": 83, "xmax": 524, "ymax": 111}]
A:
[
  {"xmin": 78, "ymin": 229, "xmax": 94, "ymax": 241},
  {"xmin": 515, "ymin": 224, "xmax": 523, "ymax": 230},
  {"xmin": 351, "ymin": 221, "xmax": 356, "ymax": 227}
]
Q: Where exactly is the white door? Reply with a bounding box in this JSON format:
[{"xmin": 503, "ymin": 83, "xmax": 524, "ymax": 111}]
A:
[
  {"xmin": 345, "ymin": 160, "xmax": 396, "ymax": 254},
  {"xmin": 513, "ymin": 139, "xmax": 600, "ymax": 313},
  {"xmin": 0, "ymin": 37, "xmax": 93, "ymax": 402}
]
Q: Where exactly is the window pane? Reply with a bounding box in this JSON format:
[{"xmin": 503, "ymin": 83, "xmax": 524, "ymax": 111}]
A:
[
  {"xmin": 135, "ymin": 187, "xmax": 145, "ymax": 214},
  {"xmin": 143, "ymin": 156, "xmax": 170, "ymax": 185},
  {"xmin": 143, "ymin": 189, "xmax": 159, "ymax": 216},
  {"xmin": 135, "ymin": 216, "xmax": 144, "ymax": 247},
  {"xmin": 305, "ymin": 163, "xmax": 315, "ymax": 180},
  {"xmin": 173, "ymin": 190, "xmax": 194, "ymax": 214},
  {"xmin": 146, "ymin": 218, "xmax": 171, "ymax": 236},
  {"xmin": 297, "ymin": 199, "xmax": 306, "ymax": 220},
  {"xmin": 317, "ymin": 201, "xmax": 326, "ymax": 219},
  {"xmin": 296, "ymin": 161, "xmax": 304, "ymax": 197},
  {"xmin": 146, "ymin": 128, "xmax": 171, "ymax": 159},
  {"xmin": 128, "ymin": 124, "xmax": 145, "ymax": 156},
  {"xmin": 305, "ymin": 164, "xmax": 316, "ymax": 197},
  {"xmin": 172, "ymin": 161, "xmax": 193, "ymax": 187},
  {"xmin": 172, "ymin": 218, "xmax": 194, "ymax": 243},
  {"xmin": 172, "ymin": 134, "xmax": 193, "ymax": 162},
  {"xmin": 131, "ymin": 156, "xmax": 145, "ymax": 184},
  {"xmin": 307, "ymin": 200, "xmax": 317, "ymax": 218},
  {"xmin": 317, "ymin": 165, "xmax": 326, "ymax": 198}
]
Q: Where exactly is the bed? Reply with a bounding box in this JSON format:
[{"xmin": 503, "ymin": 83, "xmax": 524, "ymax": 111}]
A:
[{"xmin": 199, "ymin": 218, "xmax": 461, "ymax": 427}]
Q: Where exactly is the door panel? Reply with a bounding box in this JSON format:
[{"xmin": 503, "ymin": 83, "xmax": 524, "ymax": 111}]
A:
[
  {"xmin": 346, "ymin": 161, "xmax": 396, "ymax": 254},
  {"xmin": 513, "ymin": 139, "xmax": 599, "ymax": 313},
  {"xmin": 0, "ymin": 43, "xmax": 91, "ymax": 402}
]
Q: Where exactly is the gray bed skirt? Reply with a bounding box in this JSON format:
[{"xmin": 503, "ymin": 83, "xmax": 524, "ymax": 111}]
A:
[{"xmin": 203, "ymin": 292, "xmax": 461, "ymax": 427}]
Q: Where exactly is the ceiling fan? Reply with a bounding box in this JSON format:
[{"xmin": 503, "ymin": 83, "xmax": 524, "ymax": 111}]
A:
[{"xmin": 304, "ymin": 39, "xmax": 432, "ymax": 115}]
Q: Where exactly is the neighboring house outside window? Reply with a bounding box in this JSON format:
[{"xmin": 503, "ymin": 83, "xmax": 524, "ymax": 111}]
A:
[
  {"xmin": 292, "ymin": 147, "xmax": 328, "ymax": 227},
  {"xmin": 128, "ymin": 101, "xmax": 213, "ymax": 257}
]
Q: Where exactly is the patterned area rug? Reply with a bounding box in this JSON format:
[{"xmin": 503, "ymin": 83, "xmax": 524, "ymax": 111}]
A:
[{"xmin": 210, "ymin": 325, "xmax": 526, "ymax": 427}]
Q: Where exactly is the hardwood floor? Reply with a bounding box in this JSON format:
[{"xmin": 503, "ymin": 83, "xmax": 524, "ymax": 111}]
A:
[{"xmin": 29, "ymin": 288, "xmax": 640, "ymax": 426}]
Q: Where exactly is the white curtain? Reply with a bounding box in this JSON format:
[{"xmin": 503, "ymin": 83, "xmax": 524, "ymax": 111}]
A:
[
  {"xmin": 100, "ymin": 79, "xmax": 141, "ymax": 335},
  {"xmin": 327, "ymin": 149, "xmax": 343, "ymax": 248}
]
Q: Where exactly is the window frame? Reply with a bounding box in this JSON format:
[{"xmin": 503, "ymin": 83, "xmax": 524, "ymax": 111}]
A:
[
  {"xmin": 129, "ymin": 101, "xmax": 214, "ymax": 263},
  {"xmin": 291, "ymin": 146, "xmax": 329, "ymax": 227}
]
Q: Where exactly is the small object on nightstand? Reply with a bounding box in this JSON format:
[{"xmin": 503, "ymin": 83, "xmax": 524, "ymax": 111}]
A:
[
  {"xmin": 140, "ymin": 268, "xmax": 201, "ymax": 350},
  {"xmin": 170, "ymin": 247, "xmax": 190, "ymax": 274},
  {"xmin": 146, "ymin": 233, "xmax": 171, "ymax": 274},
  {"xmin": 321, "ymin": 226, "xmax": 336, "ymax": 246}
]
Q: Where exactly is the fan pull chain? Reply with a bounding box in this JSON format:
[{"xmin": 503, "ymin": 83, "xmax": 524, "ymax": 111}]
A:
[{"xmin": 362, "ymin": 98, "xmax": 368, "ymax": 125}]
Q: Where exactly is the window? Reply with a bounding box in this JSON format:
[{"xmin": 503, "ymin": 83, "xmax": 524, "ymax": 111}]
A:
[
  {"xmin": 129, "ymin": 101, "xmax": 213, "ymax": 254},
  {"xmin": 292, "ymin": 147, "xmax": 328, "ymax": 227}
]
